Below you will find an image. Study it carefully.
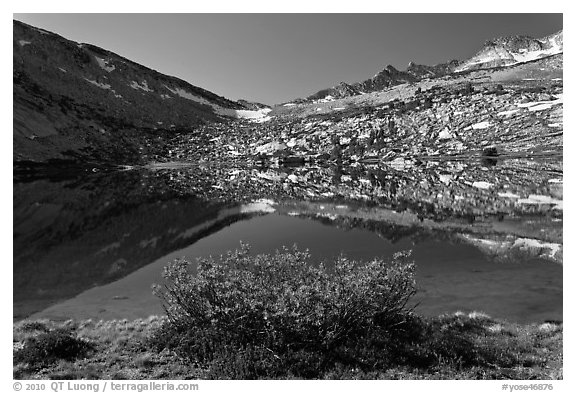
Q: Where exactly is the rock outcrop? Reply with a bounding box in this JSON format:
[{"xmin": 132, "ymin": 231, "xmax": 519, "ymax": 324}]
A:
[{"xmin": 455, "ymin": 30, "xmax": 563, "ymax": 72}]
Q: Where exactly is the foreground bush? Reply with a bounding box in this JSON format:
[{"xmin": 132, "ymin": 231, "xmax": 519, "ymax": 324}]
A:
[
  {"xmin": 12, "ymin": 246, "xmax": 561, "ymax": 379},
  {"xmin": 152, "ymin": 244, "xmax": 418, "ymax": 378},
  {"xmin": 14, "ymin": 328, "xmax": 94, "ymax": 368},
  {"xmin": 149, "ymin": 245, "xmax": 562, "ymax": 379}
]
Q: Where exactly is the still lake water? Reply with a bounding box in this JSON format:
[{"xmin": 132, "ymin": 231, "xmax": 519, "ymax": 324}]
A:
[{"xmin": 13, "ymin": 163, "xmax": 562, "ymax": 324}]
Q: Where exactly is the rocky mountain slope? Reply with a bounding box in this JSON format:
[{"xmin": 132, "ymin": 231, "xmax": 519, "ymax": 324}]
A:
[
  {"xmin": 306, "ymin": 60, "xmax": 460, "ymax": 102},
  {"xmin": 13, "ymin": 20, "xmax": 562, "ymax": 171},
  {"xmin": 304, "ymin": 30, "xmax": 561, "ymax": 102},
  {"xmin": 455, "ymin": 30, "xmax": 563, "ymax": 72},
  {"xmin": 13, "ymin": 20, "xmax": 269, "ymax": 164}
]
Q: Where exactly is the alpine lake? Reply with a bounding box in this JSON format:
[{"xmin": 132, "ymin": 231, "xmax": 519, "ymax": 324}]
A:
[{"xmin": 13, "ymin": 156, "xmax": 562, "ymax": 324}]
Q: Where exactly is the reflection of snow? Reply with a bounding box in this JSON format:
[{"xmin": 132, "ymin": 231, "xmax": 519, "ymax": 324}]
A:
[
  {"xmin": 460, "ymin": 234, "xmax": 562, "ymax": 262},
  {"xmin": 498, "ymin": 191, "xmax": 520, "ymax": 198},
  {"xmin": 513, "ymin": 238, "xmax": 561, "ymax": 259},
  {"xmin": 517, "ymin": 194, "xmax": 562, "ymax": 210},
  {"xmin": 139, "ymin": 237, "xmax": 159, "ymax": 248},
  {"xmin": 256, "ymin": 172, "xmax": 282, "ymax": 181},
  {"xmin": 240, "ymin": 201, "xmax": 276, "ymax": 214},
  {"xmin": 97, "ymin": 241, "xmax": 121, "ymax": 254}
]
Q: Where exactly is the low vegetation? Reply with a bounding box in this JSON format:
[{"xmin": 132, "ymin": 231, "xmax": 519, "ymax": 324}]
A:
[{"xmin": 13, "ymin": 246, "xmax": 562, "ymax": 380}]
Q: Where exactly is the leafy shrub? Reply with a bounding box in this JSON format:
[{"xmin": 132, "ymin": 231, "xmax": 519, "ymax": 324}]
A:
[
  {"xmin": 14, "ymin": 328, "xmax": 94, "ymax": 368},
  {"xmin": 150, "ymin": 246, "xmax": 555, "ymax": 378},
  {"xmin": 152, "ymin": 244, "xmax": 418, "ymax": 378}
]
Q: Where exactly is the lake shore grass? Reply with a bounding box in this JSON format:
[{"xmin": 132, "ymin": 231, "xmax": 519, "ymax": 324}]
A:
[
  {"xmin": 14, "ymin": 248, "xmax": 562, "ymax": 380},
  {"xmin": 13, "ymin": 312, "xmax": 562, "ymax": 380}
]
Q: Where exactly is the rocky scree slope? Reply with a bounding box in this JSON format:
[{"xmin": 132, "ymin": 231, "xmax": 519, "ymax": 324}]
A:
[
  {"xmin": 165, "ymin": 73, "xmax": 563, "ymax": 166},
  {"xmin": 13, "ymin": 20, "xmax": 268, "ymax": 165}
]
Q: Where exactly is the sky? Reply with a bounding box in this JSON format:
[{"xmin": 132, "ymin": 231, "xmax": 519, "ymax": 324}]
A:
[{"xmin": 12, "ymin": 13, "xmax": 563, "ymax": 105}]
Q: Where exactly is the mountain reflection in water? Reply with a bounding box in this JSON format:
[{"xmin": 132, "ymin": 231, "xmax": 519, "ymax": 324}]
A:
[{"xmin": 13, "ymin": 160, "xmax": 562, "ymax": 323}]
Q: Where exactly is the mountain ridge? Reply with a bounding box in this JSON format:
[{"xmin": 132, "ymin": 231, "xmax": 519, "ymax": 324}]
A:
[
  {"xmin": 304, "ymin": 29, "xmax": 562, "ymax": 102},
  {"xmin": 13, "ymin": 19, "xmax": 270, "ymax": 163},
  {"xmin": 13, "ymin": 20, "xmax": 562, "ymax": 166},
  {"xmin": 455, "ymin": 30, "xmax": 563, "ymax": 72}
]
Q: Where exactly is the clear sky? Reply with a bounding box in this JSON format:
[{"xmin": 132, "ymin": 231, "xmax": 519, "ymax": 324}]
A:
[{"xmin": 13, "ymin": 13, "xmax": 562, "ymax": 105}]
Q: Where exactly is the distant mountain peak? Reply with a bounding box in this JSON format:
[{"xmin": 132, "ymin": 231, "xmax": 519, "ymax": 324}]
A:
[
  {"xmin": 304, "ymin": 27, "xmax": 562, "ymax": 103},
  {"xmin": 306, "ymin": 58, "xmax": 460, "ymax": 102},
  {"xmin": 456, "ymin": 29, "xmax": 563, "ymax": 72}
]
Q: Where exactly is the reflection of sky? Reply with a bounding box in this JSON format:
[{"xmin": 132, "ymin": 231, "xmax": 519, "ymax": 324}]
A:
[{"xmin": 32, "ymin": 213, "xmax": 562, "ymax": 324}]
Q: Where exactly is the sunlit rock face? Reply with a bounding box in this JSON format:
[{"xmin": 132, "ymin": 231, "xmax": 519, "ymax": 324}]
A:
[{"xmin": 455, "ymin": 31, "xmax": 563, "ymax": 72}]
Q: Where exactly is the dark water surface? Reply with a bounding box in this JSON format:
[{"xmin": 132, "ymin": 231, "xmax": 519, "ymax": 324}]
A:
[{"xmin": 13, "ymin": 163, "xmax": 562, "ymax": 324}]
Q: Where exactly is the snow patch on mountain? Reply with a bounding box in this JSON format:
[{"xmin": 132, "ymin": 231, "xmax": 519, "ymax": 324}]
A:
[
  {"xmin": 164, "ymin": 85, "xmax": 271, "ymax": 121},
  {"xmin": 84, "ymin": 78, "xmax": 112, "ymax": 90},
  {"xmin": 314, "ymin": 95, "xmax": 336, "ymax": 104},
  {"xmin": 456, "ymin": 30, "xmax": 563, "ymax": 72},
  {"xmin": 471, "ymin": 121, "xmax": 491, "ymax": 130},
  {"xmin": 18, "ymin": 40, "xmax": 31, "ymax": 47},
  {"xmin": 130, "ymin": 80, "xmax": 153, "ymax": 92},
  {"xmin": 517, "ymin": 94, "xmax": 563, "ymax": 111},
  {"xmin": 234, "ymin": 108, "xmax": 272, "ymax": 121},
  {"xmin": 84, "ymin": 78, "xmax": 122, "ymax": 98},
  {"xmin": 164, "ymin": 86, "xmax": 209, "ymax": 104},
  {"xmin": 497, "ymin": 109, "xmax": 519, "ymax": 117},
  {"xmin": 95, "ymin": 57, "xmax": 116, "ymax": 72}
]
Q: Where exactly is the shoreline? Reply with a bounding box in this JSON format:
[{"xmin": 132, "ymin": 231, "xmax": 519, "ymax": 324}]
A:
[{"xmin": 13, "ymin": 313, "xmax": 563, "ymax": 380}]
